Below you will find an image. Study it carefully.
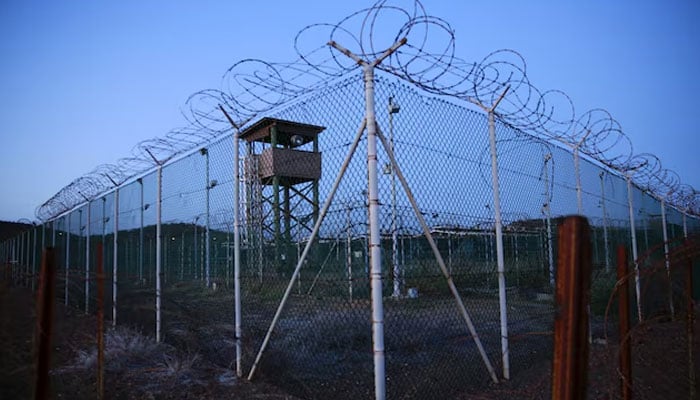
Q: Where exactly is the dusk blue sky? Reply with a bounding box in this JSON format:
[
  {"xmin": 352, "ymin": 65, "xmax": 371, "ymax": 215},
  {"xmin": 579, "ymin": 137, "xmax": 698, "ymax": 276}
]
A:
[{"xmin": 1, "ymin": 1, "xmax": 698, "ymax": 222}]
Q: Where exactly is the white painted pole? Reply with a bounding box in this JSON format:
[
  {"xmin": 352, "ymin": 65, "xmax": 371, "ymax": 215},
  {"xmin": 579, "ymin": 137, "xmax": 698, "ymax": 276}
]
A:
[
  {"xmin": 326, "ymin": 38, "xmax": 406, "ymax": 400},
  {"xmin": 231, "ymin": 122, "xmax": 243, "ymax": 378},
  {"xmin": 156, "ymin": 166, "xmax": 163, "ymax": 342},
  {"xmin": 572, "ymin": 130, "xmax": 591, "ymax": 216},
  {"xmin": 32, "ymin": 226, "xmax": 38, "ymax": 291},
  {"xmin": 65, "ymin": 215, "xmax": 70, "ymax": 306},
  {"xmin": 204, "ymin": 148, "xmax": 211, "ymax": 288},
  {"xmin": 139, "ymin": 178, "xmax": 144, "ymax": 283},
  {"xmin": 18, "ymin": 232, "xmax": 23, "ymax": 285},
  {"xmin": 85, "ymin": 202, "xmax": 91, "ymax": 314},
  {"xmin": 599, "ymin": 172, "xmax": 610, "ymax": 272},
  {"xmin": 574, "ymin": 146, "xmax": 583, "ymax": 215},
  {"xmin": 660, "ymin": 200, "xmax": 674, "ymax": 317},
  {"xmin": 347, "ymin": 204, "xmax": 353, "ymax": 301},
  {"xmin": 194, "ymin": 218, "xmax": 198, "ymax": 279},
  {"xmin": 389, "ymin": 97, "xmax": 401, "ymax": 298},
  {"xmin": 626, "ymin": 177, "xmax": 642, "ymax": 322},
  {"xmin": 112, "ymin": 186, "xmax": 120, "ymax": 327},
  {"xmin": 102, "ymin": 197, "xmax": 107, "ymax": 262},
  {"xmin": 544, "ymin": 154, "xmax": 554, "ymax": 286},
  {"xmin": 247, "ymin": 118, "xmax": 367, "ymax": 382},
  {"xmin": 180, "ymin": 231, "xmax": 185, "ymax": 280},
  {"xmin": 487, "ymin": 109, "xmax": 510, "ymax": 380},
  {"xmin": 361, "ymin": 65, "xmax": 387, "ymax": 399}
]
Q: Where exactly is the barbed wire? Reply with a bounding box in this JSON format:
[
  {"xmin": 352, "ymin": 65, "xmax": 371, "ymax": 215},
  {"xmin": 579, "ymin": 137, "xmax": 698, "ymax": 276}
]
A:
[{"xmin": 35, "ymin": 0, "xmax": 699, "ymax": 221}]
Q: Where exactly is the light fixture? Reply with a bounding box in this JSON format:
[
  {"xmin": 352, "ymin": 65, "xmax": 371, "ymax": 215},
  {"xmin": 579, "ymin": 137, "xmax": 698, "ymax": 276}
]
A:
[
  {"xmin": 290, "ymin": 134, "xmax": 304, "ymax": 147},
  {"xmin": 388, "ymin": 96, "xmax": 400, "ymax": 114}
]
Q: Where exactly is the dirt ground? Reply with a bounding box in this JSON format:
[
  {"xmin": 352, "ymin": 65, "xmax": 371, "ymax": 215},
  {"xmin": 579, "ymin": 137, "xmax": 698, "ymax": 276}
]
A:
[{"xmin": 1, "ymin": 279, "xmax": 697, "ymax": 399}]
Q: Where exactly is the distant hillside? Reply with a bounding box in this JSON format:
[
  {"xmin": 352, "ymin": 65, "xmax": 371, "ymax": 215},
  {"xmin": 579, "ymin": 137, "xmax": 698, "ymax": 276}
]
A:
[{"xmin": 0, "ymin": 221, "xmax": 33, "ymax": 242}]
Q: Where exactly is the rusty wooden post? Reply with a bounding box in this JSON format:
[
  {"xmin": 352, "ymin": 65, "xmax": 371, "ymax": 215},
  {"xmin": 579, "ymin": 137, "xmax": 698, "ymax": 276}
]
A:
[
  {"xmin": 96, "ymin": 242, "xmax": 105, "ymax": 400},
  {"xmin": 686, "ymin": 240, "xmax": 695, "ymax": 400},
  {"xmin": 34, "ymin": 247, "xmax": 56, "ymax": 400},
  {"xmin": 551, "ymin": 216, "xmax": 591, "ymax": 400},
  {"xmin": 617, "ymin": 245, "xmax": 633, "ymax": 400}
]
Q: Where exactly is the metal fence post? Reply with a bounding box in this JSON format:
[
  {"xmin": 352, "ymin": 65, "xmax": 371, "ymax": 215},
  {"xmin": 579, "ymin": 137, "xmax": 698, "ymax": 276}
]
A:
[
  {"xmin": 389, "ymin": 96, "xmax": 401, "ymax": 298},
  {"xmin": 326, "ymin": 38, "xmax": 406, "ymax": 399},
  {"xmin": 156, "ymin": 165, "xmax": 163, "ymax": 342},
  {"xmin": 220, "ymin": 106, "xmax": 243, "ymax": 377},
  {"xmin": 112, "ymin": 185, "xmax": 119, "ymax": 326},
  {"xmin": 487, "ymin": 107, "xmax": 511, "ymax": 380},
  {"xmin": 660, "ymin": 199, "xmax": 674, "ymax": 317},
  {"xmin": 96, "ymin": 242, "xmax": 105, "ymax": 400},
  {"xmin": 544, "ymin": 153, "xmax": 555, "ymax": 286},
  {"xmin": 138, "ymin": 177, "xmax": 144, "ymax": 283},
  {"xmin": 599, "ymin": 172, "xmax": 611, "ymax": 272},
  {"xmin": 32, "ymin": 226, "xmax": 38, "ymax": 290},
  {"xmin": 364, "ymin": 63, "xmax": 387, "ymax": 400},
  {"xmin": 551, "ymin": 216, "xmax": 591, "ymax": 400},
  {"xmin": 202, "ymin": 147, "xmax": 211, "ymax": 288},
  {"xmin": 65, "ymin": 215, "xmax": 70, "ymax": 306},
  {"xmin": 626, "ymin": 177, "xmax": 642, "ymax": 322},
  {"xmin": 85, "ymin": 201, "xmax": 91, "ymax": 314}
]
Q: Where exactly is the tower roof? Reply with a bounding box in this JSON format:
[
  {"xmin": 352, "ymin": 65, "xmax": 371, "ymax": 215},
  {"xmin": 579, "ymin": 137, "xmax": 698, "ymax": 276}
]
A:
[{"xmin": 239, "ymin": 117, "xmax": 325, "ymax": 147}]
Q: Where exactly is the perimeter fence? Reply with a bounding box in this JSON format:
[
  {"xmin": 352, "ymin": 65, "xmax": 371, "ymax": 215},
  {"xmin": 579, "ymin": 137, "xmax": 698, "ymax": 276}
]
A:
[{"xmin": 2, "ymin": 1, "xmax": 700, "ymax": 399}]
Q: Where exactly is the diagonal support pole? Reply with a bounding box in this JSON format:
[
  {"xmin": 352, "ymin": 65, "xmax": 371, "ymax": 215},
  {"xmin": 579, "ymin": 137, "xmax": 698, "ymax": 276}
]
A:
[
  {"xmin": 471, "ymin": 86, "xmax": 511, "ymax": 380},
  {"xmin": 376, "ymin": 126, "xmax": 499, "ymax": 384},
  {"xmin": 247, "ymin": 119, "xmax": 367, "ymax": 381}
]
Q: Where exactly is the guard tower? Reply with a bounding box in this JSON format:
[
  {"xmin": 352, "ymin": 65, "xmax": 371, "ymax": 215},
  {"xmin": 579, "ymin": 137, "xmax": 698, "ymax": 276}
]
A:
[{"xmin": 240, "ymin": 117, "xmax": 325, "ymax": 276}]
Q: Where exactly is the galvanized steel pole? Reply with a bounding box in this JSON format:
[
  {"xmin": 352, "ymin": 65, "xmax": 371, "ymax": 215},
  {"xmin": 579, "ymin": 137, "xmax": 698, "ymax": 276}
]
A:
[
  {"xmin": 155, "ymin": 165, "xmax": 163, "ymax": 342},
  {"xmin": 143, "ymin": 148, "xmax": 164, "ymax": 342},
  {"xmin": 599, "ymin": 172, "xmax": 611, "ymax": 273},
  {"xmin": 219, "ymin": 105, "xmax": 243, "ymax": 378},
  {"xmin": 487, "ymin": 107, "xmax": 510, "ymax": 380},
  {"xmin": 85, "ymin": 201, "xmax": 91, "ymax": 314},
  {"xmin": 626, "ymin": 177, "xmax": 642, "ymax": 322},
  {"xmin": 326, "ymin": 38, "xmax": 406, "ymax": 399},
  {"xmin": 138, "ymin": 178, "xmax": 144, "ymax": 283},
  {"xmin": 203, "ymin": 148, "xmax": 211, "ymax": 288},
  {"xmin": 113, "ymin": 187, "xmax": 119, "ymax": 326},
  {"xmin": 65, "ymin": 215, "xmax": 70, "ymax": 306},
  {"xmin": 660, "ymin": 199, "xmax": 674, "ymax": 317},
  {"xmin": 544, "ymin": 153, "xmax": 555, "ymax": 286},
  {"xmin": 389, "ymin": 96, "xmax": 401, "ymax": 298}
]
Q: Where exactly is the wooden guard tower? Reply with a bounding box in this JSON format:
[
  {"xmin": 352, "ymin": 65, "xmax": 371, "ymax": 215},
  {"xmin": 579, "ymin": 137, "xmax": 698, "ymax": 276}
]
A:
[{"xmin": 240, "ymin": 117, "xmax": 325, "ymax": 274}]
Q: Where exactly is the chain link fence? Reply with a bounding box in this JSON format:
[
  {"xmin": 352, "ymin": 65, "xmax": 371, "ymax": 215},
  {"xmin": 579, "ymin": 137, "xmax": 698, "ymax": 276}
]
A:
[{"xmin": 3, "ymin": 71, "xmax": 698, "ymax": 399}]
